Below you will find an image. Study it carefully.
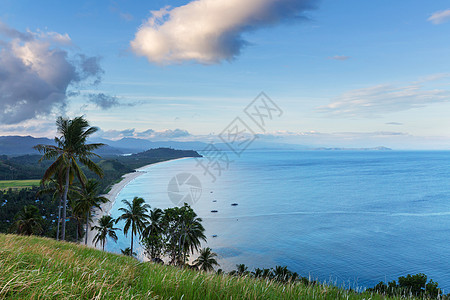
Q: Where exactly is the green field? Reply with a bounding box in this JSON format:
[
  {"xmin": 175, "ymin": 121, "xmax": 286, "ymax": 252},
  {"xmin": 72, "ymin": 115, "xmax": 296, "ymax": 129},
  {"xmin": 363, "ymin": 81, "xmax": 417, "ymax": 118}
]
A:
[
  {"xmin": 0, "ymin": 180, "xmax": 40, "ymax": 190},
  {"xmin": 0, "ymin": 234, "xmax": 414, "ymax": 300}
]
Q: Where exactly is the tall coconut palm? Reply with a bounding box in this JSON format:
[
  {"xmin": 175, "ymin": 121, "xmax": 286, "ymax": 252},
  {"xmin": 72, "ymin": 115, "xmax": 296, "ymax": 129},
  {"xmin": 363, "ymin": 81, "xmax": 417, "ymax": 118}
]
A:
[
  {"xmin": 179, "ymin": 204, "xmax": 206, "ymax": 264},
  {"xmin": 11, "ymin": 205, "xmax": 43, "ymax": 235},
  {"xmin": 162, "ymin": 204, "xmax": 206, "ymax": 265},
  {"xmin": 117, "ymin": 197, "xmax": 150, "ymax": 255},
  {"xmin": 92, "ymin": 215, "xmax": 120, "ymax": 251},
  {"xmin": 37, "ymin": 169, "xmax": 66, "ymax": 240},
  {"xmin": 73, "ymin": 179, "xmax": 109, "ymax": 245},
  {"xmin": 193, "ymin": 247, "xmax": 219, "ymax": 272},
  {"xmin": 34, "ymin": 116, "xmax": 104, "ymax": 241},
  {"xmin": 142, "ymin": 208, "xmax": 164, "ymax": 260}
]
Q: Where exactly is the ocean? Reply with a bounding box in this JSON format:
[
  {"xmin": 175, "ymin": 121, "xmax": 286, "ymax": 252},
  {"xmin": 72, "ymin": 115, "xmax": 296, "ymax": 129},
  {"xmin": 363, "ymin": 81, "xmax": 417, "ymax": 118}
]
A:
[{"xmin": 105, "ymin": 150, "xmax": 450, "ymax": 291}]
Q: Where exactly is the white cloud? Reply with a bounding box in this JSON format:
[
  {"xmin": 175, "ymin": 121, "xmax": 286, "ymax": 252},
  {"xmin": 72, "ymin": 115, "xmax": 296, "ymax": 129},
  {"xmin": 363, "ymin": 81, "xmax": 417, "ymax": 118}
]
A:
[
  {"xmin": 428, "ymin": 9, "xmax": 450, "ymax": 25},
  {"xmin": 317, "ymin": 77, "xmax": 450, "ymax": 118},
  {"xmin": 0, "ymin": 21, "xmax": 103, "ymax": 124},
  {"xmin": 97, "ymin": 128, "xmax": 191, "ymax": 140},
  {"xmin": 328, "ymin": 55, "xmax": 350, "ymax": 61},
  {"xmin": 130, "ymin": 0, "xmax": 316, "ymax": 64}
]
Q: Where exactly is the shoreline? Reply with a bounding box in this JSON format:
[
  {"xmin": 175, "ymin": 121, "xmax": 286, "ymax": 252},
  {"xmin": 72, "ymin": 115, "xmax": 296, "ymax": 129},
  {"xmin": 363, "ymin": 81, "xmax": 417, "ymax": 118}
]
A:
[{"xmin": 87, "ymin": 157, "xmax": 190, "ymax": 248}]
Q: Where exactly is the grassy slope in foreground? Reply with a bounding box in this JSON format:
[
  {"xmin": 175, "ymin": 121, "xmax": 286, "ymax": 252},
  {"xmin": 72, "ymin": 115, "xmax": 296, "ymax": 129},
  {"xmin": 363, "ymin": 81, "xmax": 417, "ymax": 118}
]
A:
[{"xmin": 0, "ymin": 234, "xmax": 399, "ymax": 300}]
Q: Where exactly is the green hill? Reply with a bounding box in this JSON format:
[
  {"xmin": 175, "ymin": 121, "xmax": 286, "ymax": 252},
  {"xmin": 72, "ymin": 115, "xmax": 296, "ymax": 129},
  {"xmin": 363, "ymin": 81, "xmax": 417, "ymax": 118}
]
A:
[{"xmin": 0, "ymin": 234, "xmax": 399, "ymax": 299}]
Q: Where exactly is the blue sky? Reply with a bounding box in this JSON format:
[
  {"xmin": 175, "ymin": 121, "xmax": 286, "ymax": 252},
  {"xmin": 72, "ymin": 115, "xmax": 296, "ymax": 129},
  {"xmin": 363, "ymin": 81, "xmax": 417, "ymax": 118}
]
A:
[{"xmin": 1, "ymin": 0, "xmax": 450, "ymax": 149}]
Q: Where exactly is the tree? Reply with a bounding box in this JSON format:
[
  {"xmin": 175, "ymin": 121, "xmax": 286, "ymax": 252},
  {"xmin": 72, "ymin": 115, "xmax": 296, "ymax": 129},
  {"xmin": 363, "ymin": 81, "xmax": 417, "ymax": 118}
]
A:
[
  {"xmin": 11, "ymin": 205, "xmax": 43, "ymax": 235},
  {"xmin": 142, "ymin": 208, "xmax": 164, "ymax": 261},
  {"xmin": 179, "ymin": 205, "xmax": 206, "ymax": 264},
  {"xmin": 34, "ymin": 116, "xmax": 104, "ymax": 241},
  {"xmin": 92, "ymin": 215, "xmax": 120, "ymax": 251},
  {"xmin": 367, "ymin": 273, "xmax": 442, "ymax": 298},
  {"xmin": 398, "ymin": 273, "xmax": 428, "ymax": 296},
  {"xmin": 117, "ymin": 197, "xmax": 150, "ymax": 255},
  {"xmin": 161, "ymin": 204, "xmax": 206, "ymax": 265},
  {"xmin": 73, "ymin": 179, "xmax": 109, "ymax": 245},
  {"xmin": 272, "ymin": 266, "xmax": 298, "ymax": 283},
  {"xmin": 37, "ymin": 170, "xmax": 66, "ymax": 240},
  {"xmin": 229, "ymin": 264, "xmax": 249, "ymax": 276},
  {"xmin": 193, "ymin": 247, "xmax": 219, "ymax": 272},
  {"xmin": 121, "ymin": 247, "xmax": 136, "ymax": 257}
]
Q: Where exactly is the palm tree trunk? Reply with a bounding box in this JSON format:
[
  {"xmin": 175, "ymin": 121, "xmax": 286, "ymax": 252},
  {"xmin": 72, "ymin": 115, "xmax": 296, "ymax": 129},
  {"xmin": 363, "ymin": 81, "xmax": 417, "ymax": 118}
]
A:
[
  {"xmin": 76, "ymin": 221, "xmax": 79, "ymax": 241},
  {"xmin": 131, "ymin": 232, "xmax": 134, "ymax": 255},
  {"xmin": 62, "ymin": 164, "xmax": 70, "ymax": 241},
  {"xmin": 84, "ymin": 211, "xmax": 89, "ymax": 245},
  {"xmin": 56, "ymin": 196, "xmax": 63, "ymax": 240}
]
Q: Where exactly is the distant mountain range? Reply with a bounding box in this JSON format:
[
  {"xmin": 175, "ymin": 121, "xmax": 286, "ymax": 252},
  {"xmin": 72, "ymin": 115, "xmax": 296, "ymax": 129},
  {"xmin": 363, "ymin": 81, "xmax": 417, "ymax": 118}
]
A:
[
  {"xmin": 0, "ymin": 135, "xmax": 391, "ymax": 157},
  {"xmin": 0, "ymin": 136, "xmax": 122, "ymax": 156}
]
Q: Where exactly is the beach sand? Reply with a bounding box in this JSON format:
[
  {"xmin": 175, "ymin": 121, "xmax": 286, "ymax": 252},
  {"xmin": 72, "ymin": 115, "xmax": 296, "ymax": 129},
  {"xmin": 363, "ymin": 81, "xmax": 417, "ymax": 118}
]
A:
[{"xmin": 87, "ymin": 158, "xmax": 189, "ymax": 248}]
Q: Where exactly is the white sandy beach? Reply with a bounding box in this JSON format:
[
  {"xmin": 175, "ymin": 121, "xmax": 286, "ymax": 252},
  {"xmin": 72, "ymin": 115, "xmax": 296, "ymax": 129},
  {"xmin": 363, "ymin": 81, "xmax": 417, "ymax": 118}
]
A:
[{"xmin": 87, "ymin": 158, "xmax": 190, "ymax": 249}]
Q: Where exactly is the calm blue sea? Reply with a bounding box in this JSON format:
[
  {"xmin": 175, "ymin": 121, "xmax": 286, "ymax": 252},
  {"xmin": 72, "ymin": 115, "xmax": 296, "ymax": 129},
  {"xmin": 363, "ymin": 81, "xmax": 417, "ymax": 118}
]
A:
[{"xmin": 105, "ymin": 150, "xmax": 450, "ymax": 291}]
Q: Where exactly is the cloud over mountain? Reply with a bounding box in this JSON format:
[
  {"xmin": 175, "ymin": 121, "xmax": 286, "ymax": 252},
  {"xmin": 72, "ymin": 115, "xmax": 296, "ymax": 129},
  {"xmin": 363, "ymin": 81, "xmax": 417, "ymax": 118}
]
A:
[
  {"xmin": 131, "ymin": 0, "xmax": 316, "ymax": 64},
  {"xmin": 0, "ymin": 21, "xmax": 103, "ymax": 124},
  {"xmin": 98, "ymin": 128, "xmax": 192, "ymax": 140}
]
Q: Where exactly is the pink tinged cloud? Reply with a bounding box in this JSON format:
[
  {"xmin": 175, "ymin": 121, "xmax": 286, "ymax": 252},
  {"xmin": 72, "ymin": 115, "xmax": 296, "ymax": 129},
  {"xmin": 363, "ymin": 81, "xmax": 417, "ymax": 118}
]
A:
[
  {"xmin": 130, "ymin": 0, "xmax": 316, "ymax": 64},
  {"xmin": 428, "ymin": 9, "xmax": 450, "ymax": 25}
]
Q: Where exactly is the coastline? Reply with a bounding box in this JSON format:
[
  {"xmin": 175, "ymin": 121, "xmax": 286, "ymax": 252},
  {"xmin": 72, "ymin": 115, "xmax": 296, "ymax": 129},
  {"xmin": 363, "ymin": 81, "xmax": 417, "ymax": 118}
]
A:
[{"xmin": 87, "ymin": 157, "xmax": 190, "ymax": 248}]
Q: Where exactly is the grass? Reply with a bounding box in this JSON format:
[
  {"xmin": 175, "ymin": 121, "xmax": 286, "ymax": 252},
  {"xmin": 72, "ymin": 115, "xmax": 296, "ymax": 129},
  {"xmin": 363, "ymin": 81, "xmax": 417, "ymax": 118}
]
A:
[
  {"xmin": 0, "ymin": 234, "xmax": 417, "ymax": 299},
  {"xmin": 0, "ymin": 180, "xmax": 41, "ymax": 190}
]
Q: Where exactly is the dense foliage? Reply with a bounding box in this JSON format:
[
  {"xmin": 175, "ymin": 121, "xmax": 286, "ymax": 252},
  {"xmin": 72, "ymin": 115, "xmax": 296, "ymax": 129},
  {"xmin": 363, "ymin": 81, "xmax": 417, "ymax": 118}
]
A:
[
  {"xmin": 367, "ymin": 273, "xmax": 443, "ymax": 298},
  {"xmin": 0, "ymin": 187, "xmax": 78, "ymax": 240}
]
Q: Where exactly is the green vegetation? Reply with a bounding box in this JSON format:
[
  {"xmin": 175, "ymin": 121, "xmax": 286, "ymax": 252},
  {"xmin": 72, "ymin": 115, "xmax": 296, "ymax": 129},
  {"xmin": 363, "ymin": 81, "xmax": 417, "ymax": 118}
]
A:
[
  {"xmin": 0, "ymin": 179, "xmax": 40, "ymax": 190},
  {"xmin": 92, "ymin": 215, "xmax": 119, "ymax": 251},
  {"xmin": 0, "ymin": 187, "xmax": 77, "ymax": 240},
  {"xmin": 34, "ymin": 116, "xmax": 105, "ymax": 241},
  {"xmin": 9, "ymin": 205, "xmax": 43, "ymax": 235},
  {"xmin": 193, "ymin": 247, "xmax": 220, "ymax": 272},
  {"xmin": 367, "ymin": 273, "xmax": 442, "ymax": 298},
  {"xmin": 0, "ymin": 234, "xmax": 406, "ymax": 299},
  {"xmin": 72, "ymin": 179, "xmax": 109, "ymax": 245},
  {"xmin": 117, "ymin": 196, "xmax": 150, "ymax": 254}
]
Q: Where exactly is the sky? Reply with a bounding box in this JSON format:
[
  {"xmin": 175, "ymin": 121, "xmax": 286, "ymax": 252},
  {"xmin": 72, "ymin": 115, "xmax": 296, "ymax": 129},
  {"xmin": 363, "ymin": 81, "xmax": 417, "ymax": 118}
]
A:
[{"xmin": 0, "ymin": 0, "xmax": 450, "ymax": 149}]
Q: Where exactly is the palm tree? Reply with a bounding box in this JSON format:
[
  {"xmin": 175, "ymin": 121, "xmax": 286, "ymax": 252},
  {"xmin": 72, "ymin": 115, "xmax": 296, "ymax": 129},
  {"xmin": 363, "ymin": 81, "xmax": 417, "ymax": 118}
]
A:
[
  {"xmin": 121, "ymin": 247, "xmax": 137, "ymax": 257},
  {"xmin": 37, "ymin": 170, "xmax": 66, "ymax": 240},
  {"xmin": 142, "ymin": 208, "xmax": 163, "ymax": 237},
  {"xmin": 272, "ymin": 266, "xmax": 298, "ymax": 282},
  {"xmin": 11, "ymin": 205, "xmax": 43, "ymax": 235},
  {"xmin": 117, "ymin": 197, "xmax": 150, "ymax": 255},
  {"xmin": 193, "ymin": 247, "xmax": 219, "ymax": 272},
  {"xmin": 142, "ymin": 208, "xmax": 164, "ymax": 260},
  {"xmin": 179, "ymin": 205, "xmax": 206, "ymax": 264},
  {"xmin": 161, "ymin": 204, "xmax": 206, "ymax": 265},
  {"xmin": 92, "ymin": 215, "xmax": 120, "ymax": 251},
  {"xmin": 73, "ymin": 179, "xmax": 109, "ymax": 245},
  {"xmin": 34, "ymin": 116, "xmax": 104, "ymax": 241},
  {"xmin": 229, "ymin": 264, "xmax": 249, "ymax": 276}
]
